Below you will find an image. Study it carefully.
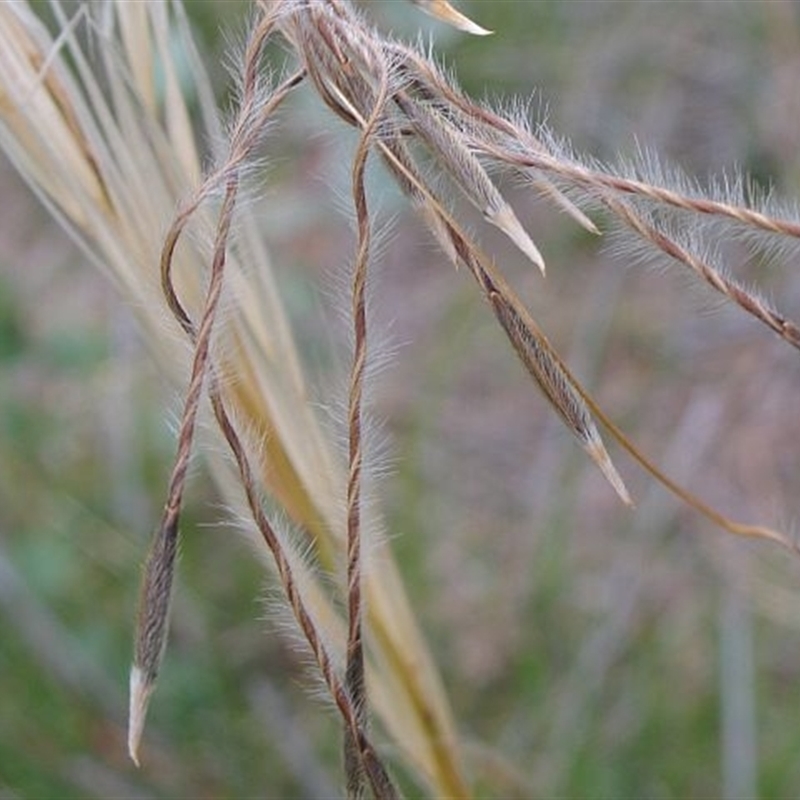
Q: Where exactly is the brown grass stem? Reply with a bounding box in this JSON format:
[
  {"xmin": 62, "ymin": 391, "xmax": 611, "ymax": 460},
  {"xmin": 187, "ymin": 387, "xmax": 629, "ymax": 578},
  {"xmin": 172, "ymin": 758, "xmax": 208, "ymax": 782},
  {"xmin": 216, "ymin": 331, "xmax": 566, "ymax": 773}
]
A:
[
  {"xmin": 601, "ymin": 194, "xmax": 800, "ymax": 351},
  {"xmin": 205, "ymin": 369, "xmax": 399, "ymax": 800},
  {"xmin": 130, "ymin": 172, "xmax": 239, "ymax": 765},
  {"xmin": 131, "ymin": 16, "xmax": 304, "ymax": 763},
  {"xmin": 494, "ymin": 144, "xmax": 800, "ymax": 241},
  {"xmin": 343, "ymin": 26, "xmax": 391, "ymax": 799}
]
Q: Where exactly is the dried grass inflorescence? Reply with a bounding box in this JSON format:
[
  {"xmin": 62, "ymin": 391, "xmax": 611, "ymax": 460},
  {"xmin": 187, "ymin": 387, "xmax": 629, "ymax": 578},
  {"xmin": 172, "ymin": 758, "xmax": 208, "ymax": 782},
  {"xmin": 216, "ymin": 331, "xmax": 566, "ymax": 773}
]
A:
[{"xmin": 1, "ymin": 0, "xmax": 799, "ymax": 797}]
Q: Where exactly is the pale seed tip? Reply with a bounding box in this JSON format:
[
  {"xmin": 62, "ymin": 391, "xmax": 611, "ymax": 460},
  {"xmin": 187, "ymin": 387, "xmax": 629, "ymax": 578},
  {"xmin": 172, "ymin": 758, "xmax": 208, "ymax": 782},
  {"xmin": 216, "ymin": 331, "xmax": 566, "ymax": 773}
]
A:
[
  {"xmin": 128, "ymin": 664, "xmax": 153, "ymax": 768},
  {"xmin": 411, "ymin": 0, "xmax": 493, "ymax": 36},
  {"xmin": 418, "ymin": 201, "xmax": 459, "ymax": 265},
  {"xmin": 580, "ymin": 213, "xmax": 601, "ymax": 236},
  {"xmin": 490, "ymin": 203, "xmax": 546, "ymax": 275},
  {"xmin": 535, "ymin": 179, "xmax": 601, "ymax": 235},
  {"xmin": 566, "ymin": 205, "xmax": 600, "ymax": 236},
  {"xmin": 587, "ymin": 440, "xmax": 633, "ymax": 507}
]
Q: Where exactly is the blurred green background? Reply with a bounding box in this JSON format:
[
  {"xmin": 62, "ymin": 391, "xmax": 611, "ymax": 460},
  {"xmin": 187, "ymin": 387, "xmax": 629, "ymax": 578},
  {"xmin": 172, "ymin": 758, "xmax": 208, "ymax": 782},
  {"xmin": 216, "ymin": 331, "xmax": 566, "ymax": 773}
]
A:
[{"xmin": 2, "ymin": 1, "xmax": 800, "ymax": 797}]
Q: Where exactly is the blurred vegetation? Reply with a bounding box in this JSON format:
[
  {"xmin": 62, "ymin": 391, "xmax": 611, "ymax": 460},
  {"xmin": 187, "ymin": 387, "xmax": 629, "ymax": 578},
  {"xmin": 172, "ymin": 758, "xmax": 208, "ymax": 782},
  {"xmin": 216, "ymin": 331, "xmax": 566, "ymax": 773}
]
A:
[{"xmin": 2, "ymin": 1, "xmax": 800, "ymax": 797}]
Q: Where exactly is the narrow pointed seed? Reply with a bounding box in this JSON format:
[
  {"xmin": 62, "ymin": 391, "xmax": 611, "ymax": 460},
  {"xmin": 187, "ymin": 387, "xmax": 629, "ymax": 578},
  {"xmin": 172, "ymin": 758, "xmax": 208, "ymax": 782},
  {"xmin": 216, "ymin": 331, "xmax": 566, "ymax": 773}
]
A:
[
  {"xmin": 585, "ymin": 439, "xmax": 633, "ymax": 507},
  {"xmin": 418, "ymin": 198, "xmax": 460, "ymax": 264},
  {"xmin": 489, "ymin": 202, "xmax": 547, "ymax": 275},
  {"xmin": 533, "ymin": 177, "xmax": 601, "ymax": 235},
  {"xmin": 409, "ymin": 0, "xmax": 492, "ymax": 36},
  {"xmin": 487, "ymin": 288, "xmax": 632, "ymax": 505},
  {"xmin": 128, "ymin": 664, "xmax": 152, "ymax": 767},
  {"xmin": 395, "ymin": 93, "xmax": 544, "ymax": 272},
  {"xmin": 128, "ymin": 513, "xmax": 179, "ymax": 766}
]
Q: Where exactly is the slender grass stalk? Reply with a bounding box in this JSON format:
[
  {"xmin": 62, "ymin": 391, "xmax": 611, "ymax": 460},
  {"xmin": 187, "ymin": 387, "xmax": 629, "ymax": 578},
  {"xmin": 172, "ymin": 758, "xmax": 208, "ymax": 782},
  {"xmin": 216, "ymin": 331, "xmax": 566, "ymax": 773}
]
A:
[
  {"xmin": 132, "ymin": 50, "xmax": 305, "ymax": 755},
  {"xmin": 340, "ymin": 20, "xmax": 391, "ymax": 795}
]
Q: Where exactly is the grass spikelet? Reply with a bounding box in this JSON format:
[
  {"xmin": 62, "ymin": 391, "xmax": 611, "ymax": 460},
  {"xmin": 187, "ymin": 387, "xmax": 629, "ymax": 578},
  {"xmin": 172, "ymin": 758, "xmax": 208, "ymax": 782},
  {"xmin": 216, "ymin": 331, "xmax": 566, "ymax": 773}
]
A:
[
  {"xmin": 486, "ymin": 287, "xmax": 631, "ymax": 506},
  {"xmin": 393, "ymin": 92, "xmax": 546, "ymax": 272}
]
